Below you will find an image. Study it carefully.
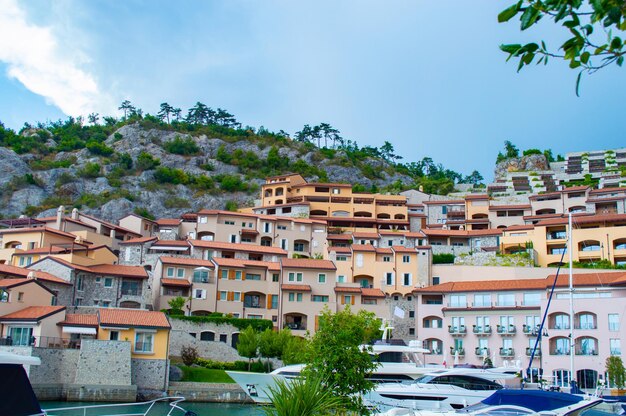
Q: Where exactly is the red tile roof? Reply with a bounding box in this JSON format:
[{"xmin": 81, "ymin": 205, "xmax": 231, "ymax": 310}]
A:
[
  {"xmin": 0, "ymin": 226, "xmax": 77, "ymax": 240},
  {"xmin": 60, "ymin": 314, "xmax": 99, "ymax": 327},
  {"xmin": 0, "ymin": 264, "xmax": 70, "ymax": 285},
  {"xmin": 329, "ymin": 246, "xmax": 352, "ymax": 254},
  {"xmin": 392, "ymin": 246, "xmax": 416, "ymax": 253},
  {"xmin": 189, "ymin": 240, "xmax": 287, "ymax": 256},
  {"xmin": 156, "ymin": 218, "xmax": 181, "ymax": 226},
  {"xmin": 562, "ymin": 186, "xmax": 590, "ymax": 192},
  {"xmin": 98, "ymin": 308, "xmax": 170, "ymax": 329},
  {"xmin": 352, "ymin": 232, "xmax": 380, "ymax": 239},
  {"xmin": 281, "ymin": 258, "xmax": 336, "ymax": 270},
  {"xmin": 161, "ymin": 278, "xmax": 192, "ymax": 287},
  {"xmin": 536, "ymin": 213, "xmax": 626, "ymax": 227},
  {"xmin": 119, "ymin": 236, "xmax": 158, "ymax": 245},
  {"xmin": 421, "ymin": 229, "xmax": 502, "ymax": 237},
  {"xmin": 334, "ymin": 286, "xmax": 361, "ymax": 293},
  {"xmin": 326, "ymin": 234, "xmax": 354, "ymax": 241},
  {"xmin": 488, "ymin": 205, "xmax": 531, "ymax": 211},
  {"xmin": 422, "ymin": 200, "xmax": 465, "ymax": 205},
  {"xmin": 0, "ymin": 305, "xmax": 65, "ymax": 321},
  {"xmin": 351, "ymin": 244, "xmax": 377, "ymax": 252},
  {"xmin": 589, "ymin": 187, "xmax": 626, "ymax": 194},
  {"xmin": 36, "ymin": 258, "xmax": 148, "ymax": 279},
  {"xmin": 282, "ymin": 284, "xmax": 312, "ymax": 291},
  {"xmin": 152, "ymin": 240, "xmax": 191, "ymax": 247},
  {"xmin": 375, "ymin": 248, "xmax": 393, "ymax": 255},
  {"xmin": 464, "ymin": 194, "xmax": 489, "ymax": 200},
  {"xmin": 159, "ymin": 256, "xmax": 214, "ymax": 268},
  {"xmin": 362, "ymin": 288, "xmax": 386, "ymax": 298},
  {"xmin": 504, "ymin": 225, "xmax": 535, "ymax": 232},
  {"xmin": 212, "ymin": 257, "xmax": 280, "ymax": 271}
]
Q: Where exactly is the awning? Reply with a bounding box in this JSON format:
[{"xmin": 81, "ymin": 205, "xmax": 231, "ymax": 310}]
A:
[{"xmin": 62, "ymin": 326, "xmax": 96, "ymax": 335}]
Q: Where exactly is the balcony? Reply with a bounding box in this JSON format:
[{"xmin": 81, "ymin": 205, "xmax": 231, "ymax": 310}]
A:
[
  {"xmin": 523, "ymin": 324, "xmax": 540, "ymax": 335},
  {"xmin": 448, "ymin": 325, "xmax": 467, "ymax": 336},
  {"xmin": 475, "ymin": 347, "xmax": 490, "ymax": 356},
  {"xmin": 450, "ymin": 347, "xmax": 465, "ymax": 356},
  {"xmin": 0, "ymin": 336, "xmax": 83, "ymax": 349},
  {"xmin": 497, "ymin": 324, "xmax": 516, "ymax": 335},
  {"xmin": 526, "ymin": 347, "xmax": 541, "ymax": 356},
  {"xmin": 575, "ymin": 349, "xmax": 598, "ymax": 356},
  {"xmin": 547, "ymin": 231, "xmax": 567, "ymax": 241},
  {"xmin": 473, "ymin": 325, "xmax": 492, "ymax": 336},
  {"xmin": 550, "ymin": 349, "xmax": 569, "ymax": 356},
  {"xmin": 499, "ymin": 347, "xmax": 515, "ymax": 357}
]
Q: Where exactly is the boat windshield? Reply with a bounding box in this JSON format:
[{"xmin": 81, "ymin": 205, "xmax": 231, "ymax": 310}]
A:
[{"xmin": 414, "ymin": 375, "xmax": 436, "ymax": 384}]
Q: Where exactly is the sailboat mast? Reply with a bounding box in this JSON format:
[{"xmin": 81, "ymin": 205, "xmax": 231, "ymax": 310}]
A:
[{"xmin": 568, "ymin": 212, "xmax": 574, "ymax": 387}]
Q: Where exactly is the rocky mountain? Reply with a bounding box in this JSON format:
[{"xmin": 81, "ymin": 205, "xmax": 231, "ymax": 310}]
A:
[
  {"xmin": 0, "ymin": 122, "xmax": 415, "ymax": 221},
  {"xmin": 493, "ymin": 154, "xmax": 550, "ymax": 180}
]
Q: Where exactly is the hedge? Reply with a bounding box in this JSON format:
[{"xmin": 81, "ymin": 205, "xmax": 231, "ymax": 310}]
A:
[{"xmin": 170, "ymin": 315, "xmax": 273, "ymax": 331}]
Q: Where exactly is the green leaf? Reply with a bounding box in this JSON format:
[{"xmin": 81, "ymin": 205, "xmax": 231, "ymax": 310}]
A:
[
  {"xmin": 580, "ymin": 51, "xmax": 590, "ymax": 64},
  {"xmin": 618, "ymin": 56, "xmax": 624, "ymax": 66},
  {"xmin": 575, "ymin": 71, "xmax": 582, "ymax": 97},
  {"xmin": 498, "ymin": 2, "xmax": 521, "ymax": 23},
  {"xmin": 520, "ymin": 6, "xmax": 540, "ymax": 30},
  {"xmin": 500, "ymin": 43, "xmax": 523, "ymax": 57},
  {"xmin": 594, "ymin": 45, "xmax": 608, "ymax": 55},
  {"xmin": 610, "ymin": 37, "xmax": 623, "ymax": 50},
  {"xmin": 541, "ymin": 40, "xmax": 547, "ymax": 51},
  {"xmin": 569, "ymin": 59, "xmax": 581, "ymax": 69},
  {"xmin": 523, "ymin": 42, "xmax": 539, "ymax": 53},
  {"xmin": 523, "ymin": 52, "xmax": 535, "ymax": 65}
]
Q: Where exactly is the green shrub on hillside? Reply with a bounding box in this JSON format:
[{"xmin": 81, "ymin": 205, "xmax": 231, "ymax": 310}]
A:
[
  {"xmin": 77, "ymin": 162, "xmax": 101, "ymax": 178},
  {"xmin": 136, "ymin": 151, "xmax": 160, "ymax": 171},
  {"xmin": 86, "ymin": 140, "xmax": 114, "ymax": 156},
  {"xmin": 164, "ymin": 136, "xmax": 200, "ymax": 155},
  {"xmin": 433, "ymin": 253, "xmax": 455, "ymax": 264}
]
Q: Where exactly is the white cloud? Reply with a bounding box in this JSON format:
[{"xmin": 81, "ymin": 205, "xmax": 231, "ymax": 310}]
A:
[{"xmin": 0, "ymin": 0, "xmax": 115, "ymax": 116}]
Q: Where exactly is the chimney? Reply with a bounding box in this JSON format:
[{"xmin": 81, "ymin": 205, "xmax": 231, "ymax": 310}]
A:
[
  {"xmin": 71, "ymin": 208, "xmax": 79, "ymax": 220},
  {"xmin": 56, "ymin": 206, "xmax": 65, "ymax": 230},
  {"xmin": 27, "ymin": 271, "xmax": 35, "ymax": 280}
]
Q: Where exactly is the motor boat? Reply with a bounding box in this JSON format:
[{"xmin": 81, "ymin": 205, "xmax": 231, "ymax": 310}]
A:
[
  {"xmin": 366, "ymin": 367, "xmax": 521, "ymax": 412},
  {"xmin": 375, "ymin": 389, "xmax": 624, "ymax": 416},
  {"xmin": 227, "ymin": 337, "xmax": 440, "ymax": 404},
  {"xmin": 0, "ymin": 352, "xmax": 195, "ymax": 416}
]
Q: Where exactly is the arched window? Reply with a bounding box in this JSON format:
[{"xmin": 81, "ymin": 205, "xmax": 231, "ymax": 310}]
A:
[{"xmin": 200, "ymin": 331, "xmax": 215, "ymax": 341}]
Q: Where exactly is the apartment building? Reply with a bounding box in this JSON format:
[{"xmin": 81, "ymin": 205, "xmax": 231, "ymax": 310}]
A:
[
  {"xmin": 500, "ymin": 213, "xmax": 626, "ymax": 267},
  {"xmin": 413, "ymin": 272, "xmax": 626, "ymax": 389},
  {"xmin": 251, "ymin": 174, "xmax": 409, "ymax": 232}
]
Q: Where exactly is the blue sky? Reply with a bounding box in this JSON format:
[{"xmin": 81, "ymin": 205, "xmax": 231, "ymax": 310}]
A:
[{"xmin": 0, "ymin": 0, "xmax": 624, "ymax": 181}]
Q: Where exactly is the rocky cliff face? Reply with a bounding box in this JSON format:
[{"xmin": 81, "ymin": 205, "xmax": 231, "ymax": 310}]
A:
[
  {"xmin": 494, "ymin": 154, "xmax": 550, "ymax": 180},
  {"xmin": 0, "ymin": 124, "xmax": 412, "ymax": 221}
]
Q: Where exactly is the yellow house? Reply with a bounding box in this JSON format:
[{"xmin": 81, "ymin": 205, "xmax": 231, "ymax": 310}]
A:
[
  {"xmin": 96, "ymin": 308, "xmax": 171, "ymax": 360},
  {"xmin": 0, "ymin": 226, "xmax": 80, "ymax": 264}
]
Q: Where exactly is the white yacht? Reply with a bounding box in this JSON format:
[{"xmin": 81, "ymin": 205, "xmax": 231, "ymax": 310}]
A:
[
  {"xmin": 227, "ymin": 337, "xmax": 440, "ymax": 404},
  {"xmin": 366, "ymin": 367, "xmax": 521, "ymax": 412}
]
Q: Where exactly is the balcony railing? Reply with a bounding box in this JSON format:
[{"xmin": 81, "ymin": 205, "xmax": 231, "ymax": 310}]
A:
[
  {"xmin": 576, "ymin": 349, "xmax": 598, "ymax": 356},
  {"xmin": 497, "ymin": 324, "xmax": 516, "ymax": 335},
  {"xmin": 447, "ymin": 303, "xmax": 468, "ymax": 308},
  {"xmin": 244, "ymin": 300, "xmax": 263, "ymax": 308},
  {"xmin": 448, "ymin": 325, "xmax": 467, "ymax": 335},
  {"xmin": 526, "ymin": 347, "xmax": 541, "ymax": 356},
  {"xmin": 284, "ymin": 323, "xmax": 306, "ymax": 330},
  {"xmin": 0, "ymin": 336, "xmax": 82, "ymax": 349},
  {"xmin": 547, "ymin": 232, "xmax": 567, "ymax": 240},
  {"xmin": 475, "ymin": 347, "xmax": 490, "ymax": 356},
  {"xmin": 473, "ymin": 325, "xmax": 492, "ymax": 335},
  {"xmin": 574, "ymin": 323, "xmax": 597, "ymax": 330},
  {"xmin": 550, "ymin": 323, "xmax": 570, "ymax": 330},
  {"xmin": 472, "ymin": 302, "xmax": 492, "ymax": 308},
  {"xmin": 450, "ymin": 347, "xmax": 465, "ymax": 356},
  {"xmin": 500, "ymin": 347, "xmax": 515, "ymax": 357},
  {"xmin": 550, "ymin": 349, "xmax": 569, "ymax": 356},
  {"xmin": 121, "ymin": 289, "xmax": 142, "ymax": 296},
  {"xmin": 523, "ymin": 324, "xmax": 540, "ymax": 335}
]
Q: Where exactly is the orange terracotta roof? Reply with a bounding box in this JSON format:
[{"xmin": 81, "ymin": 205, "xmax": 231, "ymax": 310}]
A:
[
  {"xmin": 189, "ymin": 240, "xmax": 287, "ymax": 255},
  {"xmin": 334, "ymin": 286, "xmax": 361, "ymax": 293},
  {"xmin": 281, "ymin": 258, "xmax": 336, "ymax": 270},
  {"xmin": 0, "ymin": 305, "xmax": 65, "ymax": 321},
  {"xmin": 60, "ymin": 314, "xmax": 99, "ymax": 327},
  {"xmin": 422, "ymin": 200, "xmax": 465, "ymax": 205},
  {"xmin": 378, "ymin": 230, "xmax": 406, "ymax": 236},
  {"xmin": 87, "ymin": 264, "xmax": 148, "ymax": 279},
  {"xmin": 119, "ymin": 236, "xmax": 158, "ymax": 245},
  {"xmin": 98, "ymin": 308, "xmax": 170, "ymax": 329},
  {"xmin": 329, "ymin": 246, "xmax": 352, "ymax": 254},
  {"xmin": 421, "ymin": 229, "xmax": 502, "ymax": 237},
  {"xmin": 536, "ymin": 213, "xmax": 626, "ymax": 227},
  {"xmin": 161, "ymin": 278, "xmax": 192, "ymax": 287},
  {"xmin": 77, "ymin": 213, "xmax": 141, "ymax": 236},
  {"xmin": 362, "ymin": 288, "xmax": 386, "ymax": 298},
  {"xmin": 465, "ymin": 194, "xmax": 489, "ymax": 200},
  {"xmin": 392, "ymin": 246, "xmax": 416, "ymax": 253},
  {"xmin": 152, "ymin": 240, "xmax": 190, "ymax": 247},
  {"xmin": 352, "ymin": 232, "xmax": 380, "ymax": 239},
  {"xmin": 156, "ymin": 218, "xmax": 181, "ymax": 226},
  {"xmin": 13, "ymin": 247, "xmax": 67, "ymax": 255},
  {"xmin": 212, "ymin": 257, "xmax": 280, "ymax": 271},
  {"xmin": 404, "ymin": 232, "xmax": 427, "ymax": 238},
  {"xmin": 0, "ymin": 278, "xmax": 33, "ymax": 288},
  {"xmin": 351, "ymin": 244, "xmax": 376, "ymax": 252},
  {"xmin": 589, "ymin": 187, "xmax": 626, "ymax": 194},
  {"xmin": 375, "ymin": 247, "xmax": 393, "ymax": 255},
  {"xmin": 505, "ymin": 225, "xmax": 535, "ymax": 232},
  {"xmin": 326, "ymin": 234, "xmax": 354, "ymax": 240},
  {"xmin": 159, "ymin": 256, "xmax": 215, "ymax": 268},
  {"xmin": 282, "ymin": 284, "xmax": 312, "ymax": 291},
  {"xmin": 562, "ymin": 186, "xmax": 590, "ymax": 192},
  {"xmin": 0, "ymin": 264, "xmax": 70, "ymax": 285}
]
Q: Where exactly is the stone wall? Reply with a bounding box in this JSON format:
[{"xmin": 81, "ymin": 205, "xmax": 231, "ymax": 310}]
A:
[
  {"xmin": 132, "ymin": 358, "xmax": 169, "ymax": 390},
  {"xmin": 30, "ymin": 347, "xmax": 80, "ymax": 384},
  {"xmin": 454, "ymin": 251, "xmax": 534, "ymax": 267},
  {"xmin": 385, "ymin": 296, "xmax": 416, "ymax": 341},
  {"xmin": 168, "ymin": 382, "xmax": 252, "ymax": 403},
  {"xmin": 74, "ymin": 340, "xmax": 132, "ymax": 386},
  {"xmin": 168, "ymin": 319, "xmax": 244, "ymax": 361}
]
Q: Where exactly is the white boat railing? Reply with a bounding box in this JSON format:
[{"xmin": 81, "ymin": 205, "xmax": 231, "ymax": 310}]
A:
[{"xmin": 42, "ymin": 396, "xmax": 194, "ymax": 416}]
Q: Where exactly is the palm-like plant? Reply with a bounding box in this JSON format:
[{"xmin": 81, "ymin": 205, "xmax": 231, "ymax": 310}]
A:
[{"xmin": 261, "ymin": 375, "xmax": 347, "ymax": 416}]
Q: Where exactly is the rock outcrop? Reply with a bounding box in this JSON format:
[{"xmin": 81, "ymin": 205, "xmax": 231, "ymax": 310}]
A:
[{"xmin": 494, "ymin": 154, "xmax": 550, "ymax": 180}]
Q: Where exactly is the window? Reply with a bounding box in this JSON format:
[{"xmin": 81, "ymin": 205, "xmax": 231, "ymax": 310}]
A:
[
  {"xmin": 235, "ymin": 271, "xmax": 242, "ymax": 280},
  {"xmin": 277, "ymin": 225, "xmax": 287, "ymax": 230},
  {"xmin": 476, "ymin": 316, "xmax": 490, "ymax": 332},
  {"xmin": 383, "ymin": 256, "xmax": 391, "ymax": 262},
  {"xmin": 523, "ymin": 293, "xmax": 541, "ymax": 306},
  {"xmin": 296, "ymin": 293, "xmax": 302, "ymax": 302},
  {"xmin": 95, "ymin": 277, "xmax": 101, "ymax": 284},
  {"xmin": 451, "ymin": 317, "xmax": 465, "ymax": 332},
  {"xmin": 219, "ymin": 291, "xmax": 227, "ymax": 300},
  {"xmin": 271, "ymin": 295, "xmax": 278, "ymax": 309},
  {"xmin": 245, "ymin": 273, "xmax": 261, "ymax": 281},
  {"xmin": 288, "ymin": 292, "xmax": 295, "ymax": 302},
  {"xmin": 609, "ymin": 314, "xmax": 620, "ymax": 331},
  {"xmin": 272, "ymin": 274, "xmax": 279, "ymax": 282},
  {"xmin": 497, "ymin": 293, "xmax": 515, "ymax": 306},
  {"xmin": 233, "ymin": 292, "xmax": 241, "ymax": 302},
  {"xmin": 611, "ymin": 339, "xmax": 621, "ymax": 355},
  {"xmin": 553, "ymin": 369, "xmax": 570, "ymax": 387},
  {"xmin": 336, "ymin": 256, "xmax": 347, "ymax": 262},
  {"xmin": 337, "ymin": 275, "xmax": 346, "ymax": 283},
  {"xmin": 409, "ymin": 328, "xmax": 415, "ymax": 336},
  {"xmin": 199, "ymin": 216, "xmax": 207, "ymax": 224},
  {"xmin": 0, "ymin": 290, "xmax": 8, "ymax": 303},
  {"xmin": 432, "ymin": 276, "xmax": 440, "ymax": 285},
  {"xmin": 403, "ymin": 273, "xmax": 411, "ymax": 286},
  {"xmin": 312, "ymin": 295, "xmax": 328, "ymax": 302},
  {"xmin": 263, "ymin": 223, "xmax": 271, "ymax": 233},
  {"xmin": 474, "ymin": 294, "xmax": 491, "ymax": 307},
  {"xmin": 9, "ymin": 327, "xmax": 33, "ymax": 346},
  {"xmin": 409, "ymin": 311, "xmax": 415, "ymax": 318},
  {"xmin": 385, "ymin": 272, "xmax": 394, "ymax": 286},
  {"xmin": 554, "ymin": 314, "xmax": 570, "ymax": 329},
  {"xmin": 101, "ymin": 300, "xmax": 111, "ymax": 307},
  {"xmin": 525, "ymin": 316, "xmax": 540, "ymax": 330},
  {"xmin": 135, "ymin": 332, "xmax": 154, "ymax": 353},
  {"xmin": 500, "ymin": 316, "xmax": 514, "ymax": 327},
  {"xmin": 110, "ymin": 331, "xmax": 119, "ymax": 341},
  {"xmin": 74, "ymin": 298, "xmax": 82, "ymax": 306},
  {"xmin": 177, "ymin": 268, "xmax": 185, "ymax": 278},
  {"xmin": 281, "ymin": 239, "xmax": 288, "ymax": 250},
  {"xmin": 121, "ymin": 280, "xmax": 141, "ymax": 296},
  {"xmin": 193, "ymin": 270, "xmax": 209, "ymax": 283},
  {"xmin": 225, "ymin": 220, "xmax": 235, "ymax": 225},
  {"xmin": 449, "ymin": 294, "xmax": 466, "ymax": 307},
  {"xmin": 578, "ymin": 313, "xmax": 595, "ymax": 329},
  {"xmin": 356, "ymin": 254, "xmax": 364, "ymax": 267},
  {"xmin": 402, "ymin": 255, "xmax": 411, "ymax": 263},
  {"xmin": 76, "ymin": 276, "xmax": 84, "ymax": 291},
  {"xmin": 17, "ymin": 292, "xmax": 24, "ymax": 301},
  {"xmin": 221, "ymin": 269, "xmax": 228, "ymax": 279},
  {"xmin": 194, "ymin": 289, "xmax": 206, "ymax": 299},
  {"xmin": 166, "ymin": 267, "xmax": 175, "ymax": 278},
  {"xmin": 318, "ymin": 274, "xmax": 326, "ymax": 283},
  {"xmin": 294, "ymin": 242, "xmax": 305, "ymax": 252}
]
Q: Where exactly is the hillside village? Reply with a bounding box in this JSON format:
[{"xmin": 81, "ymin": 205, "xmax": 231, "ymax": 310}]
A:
[{"xmin": 1, "ymin": 117, "xmax": 626, "ymax": 399}]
